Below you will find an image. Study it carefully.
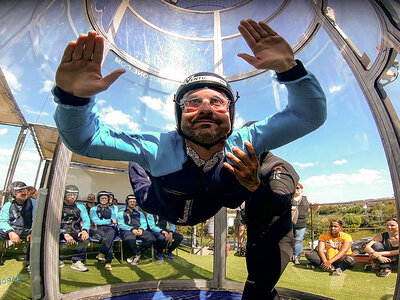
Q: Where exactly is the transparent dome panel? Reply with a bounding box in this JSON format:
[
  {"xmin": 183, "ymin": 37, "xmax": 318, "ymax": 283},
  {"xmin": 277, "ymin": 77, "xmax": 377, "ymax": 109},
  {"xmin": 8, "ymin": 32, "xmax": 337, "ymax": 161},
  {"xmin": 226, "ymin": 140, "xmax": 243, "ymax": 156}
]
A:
[
  {"xmin": 379, "ymin": 52, "xmax": 400, "ymax": 122},
  {"xmin": 223, "ymin": 0, "xmax": 313, "ymax": 77},
  {"xmin": 129, "ymin": 0, "xmax": 214, "ymax": 38},
  {"xmin": 220, "ymin": 0, "xmax": 284, "ymax": 36},
  {"xmin": 114, "ymin": 11, "xmax": 215, "ymax": 78},
  {"xmin": 326, "ymin": 0, "xmax": 381, "ymax": 69},
  {"xmin": 91, "ymin": 0, "xmax": 122, "ymax": 33}
]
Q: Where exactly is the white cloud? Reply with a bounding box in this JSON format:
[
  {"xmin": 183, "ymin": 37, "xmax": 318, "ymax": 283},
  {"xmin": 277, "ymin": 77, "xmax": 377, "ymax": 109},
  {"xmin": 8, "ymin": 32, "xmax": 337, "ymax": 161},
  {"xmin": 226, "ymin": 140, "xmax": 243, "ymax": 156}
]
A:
[
  {"xmin": 303, "ymin": 168, "xmax": 386, "ymax": 187},
  {"xmin": 139, "ymin": 94, "xmax": 175, "ymax": 122},
  {"xmin": 24, "ymin": 107, "xmax": 49, "ymax": 116},
  {"xmin": 99, "ymin": 106, "xmax": 140, "ymax": 132},
  {"xmin": 20, "ymin": 150, "xmax": 39, "ymax": 161},
  {"xmin": 234, "ymin": 115, "xmax": 245, "ymax": 130},
  {"xmin": 97, "ymin": 99, "xmax": 106, "ymax": 106},
  {"xmin": 333, "ymin": 159, "xmax": 347, "ymax": 165},
  {"xmin": 39, "ymin": 80, "xmax": 54, "ymax": 93},
  {"xmin": 164, "ymin": 124, "xmax": 176, "ymax": 131},
  {"xmin": 329, "ymin": 85, "xmax": 341, "ymax": 94},
  {"xmin": 0, "ymin": 128, "xmax": 8, "ymax": 135},
  {"xmin": 292, "ymin": 162, "xmax": 315, "ymax": 168},
  {"xmin": 2, "ymin": 66, "xmax": 22, "ymax": 93}
]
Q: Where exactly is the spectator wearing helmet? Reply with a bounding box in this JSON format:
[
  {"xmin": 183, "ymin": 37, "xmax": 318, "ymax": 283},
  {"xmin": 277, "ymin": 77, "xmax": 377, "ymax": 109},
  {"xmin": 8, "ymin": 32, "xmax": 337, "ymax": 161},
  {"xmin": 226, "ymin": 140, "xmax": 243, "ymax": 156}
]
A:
[
  {"xmin": 146, "ymin": 213, "xmax": 183, "ymax": 261},
  {"xmin": 59, "ymin": 185, "xmax": 90, "ymax": 272},
  {"xmin": 0, "ymin": 181, "xmax": 35, "ymax": 268},
  {"xmin": 89, "ymin": 191, "xmax": 118, "ymax": 271},
  {"xmin": 117, "ymin": 195, "xmax": 155, "ymax": 265}
]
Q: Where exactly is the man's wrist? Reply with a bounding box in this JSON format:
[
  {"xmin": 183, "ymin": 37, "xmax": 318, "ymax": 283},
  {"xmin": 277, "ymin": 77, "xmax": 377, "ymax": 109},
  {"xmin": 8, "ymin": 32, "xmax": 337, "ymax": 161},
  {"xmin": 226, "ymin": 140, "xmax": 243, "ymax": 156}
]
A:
[
  {"xmin": 276, "ymin": 59, "xmax": 307, "ymax": 82},
  {"xmin": 53, "ymin": 86, "xmax": 91, "ymax": 106}
]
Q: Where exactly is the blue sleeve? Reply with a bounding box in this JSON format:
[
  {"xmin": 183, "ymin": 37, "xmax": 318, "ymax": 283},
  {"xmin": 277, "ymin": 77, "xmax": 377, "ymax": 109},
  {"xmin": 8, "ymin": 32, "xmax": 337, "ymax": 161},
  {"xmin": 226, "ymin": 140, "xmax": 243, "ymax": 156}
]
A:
[
  {"xmin": 117, "ymin": 210, "xmax": 133, "ymax": 232},
  {"xmin": 146, "ymin": 214, "xmax": 162, "ymax": 232},
  {"xmin": 90, "ymin": 206, "xmax": 111, "ymax": 226},
  {"xmin": 226, "ymin": 72, "xmax": 327, "ymax": 158},
  {"xmin": 53, "ymin": 89, "xmax": 187, "ymax": 176},
  {"xmin": 77, "ymin": 203, "xmax": 90, "ymax": 231},
  {"xmin": 169, "ymin": 223, "xmax": 176, "ymax": 232},
  {"xmin": 0, "ymin": 202, "xmax": 13, "ymax": 232},
  {"xmin": 111, "ymin": 207, "xmax": 117, "ymax": 220},
  {"xmin": 139, "ymin": 211, "xmax": 148, "ymax": 230}
]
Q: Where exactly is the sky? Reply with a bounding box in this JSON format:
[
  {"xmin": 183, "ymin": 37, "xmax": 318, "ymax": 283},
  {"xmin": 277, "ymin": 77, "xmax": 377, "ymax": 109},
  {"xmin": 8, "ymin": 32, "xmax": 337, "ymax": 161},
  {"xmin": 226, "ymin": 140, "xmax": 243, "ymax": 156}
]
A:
[{"xmin": 0, "ymin": 0, "xmax": 396, "ymax": 204}]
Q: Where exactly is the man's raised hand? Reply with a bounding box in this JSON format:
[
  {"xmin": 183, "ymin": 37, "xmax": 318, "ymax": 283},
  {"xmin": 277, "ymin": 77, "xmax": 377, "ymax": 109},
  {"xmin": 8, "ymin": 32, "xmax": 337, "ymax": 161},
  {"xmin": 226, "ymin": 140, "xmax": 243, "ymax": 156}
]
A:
[
  {"xmin": 55, "ymin": 31, "xmax": 125, "ymax": 98},
  {"xmin": 237, "ymin": 19, "xmax": 296, "ymax": 73}
]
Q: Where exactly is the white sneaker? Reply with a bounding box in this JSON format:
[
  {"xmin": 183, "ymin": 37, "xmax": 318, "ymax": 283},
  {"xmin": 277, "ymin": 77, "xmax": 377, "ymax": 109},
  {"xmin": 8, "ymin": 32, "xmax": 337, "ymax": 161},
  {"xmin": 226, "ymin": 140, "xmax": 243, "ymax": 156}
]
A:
[
  {"xmin": 59, "ymin": 260, "xmax": 65, "ymax": 268},
  {"xmin": 131, "ymin": 254, "xmax": 141, "ymax": 265},
  {"xmin": 71, "ymin": 261, "xmax": 88, "ymax": 272},
  {"xmin": 127, "ymin": 257, "xmax": 133, "ymax": 264},
  {"xmin": 105, "ymin": 263, "xmax": 112, "ymax": 271},
  {"xmin": 333, "ymin": 267, "xmax": 343, "ymax": 276}
]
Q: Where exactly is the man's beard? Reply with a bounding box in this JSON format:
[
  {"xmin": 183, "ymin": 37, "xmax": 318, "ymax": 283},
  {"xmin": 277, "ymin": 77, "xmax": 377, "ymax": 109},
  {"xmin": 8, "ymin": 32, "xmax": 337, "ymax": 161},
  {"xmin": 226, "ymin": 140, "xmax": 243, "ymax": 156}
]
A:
[{"xmin": 181, "ymin": 123, "xmax": 229, "ymax": 145}]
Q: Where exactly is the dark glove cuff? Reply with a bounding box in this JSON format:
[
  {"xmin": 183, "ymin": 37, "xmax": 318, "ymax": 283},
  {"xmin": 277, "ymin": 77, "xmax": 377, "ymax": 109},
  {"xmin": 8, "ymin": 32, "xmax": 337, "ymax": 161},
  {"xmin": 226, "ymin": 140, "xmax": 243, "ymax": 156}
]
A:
[
  {"xmin": 276, "ymin": 59, "xmax": 307, "ymax": 82},
  {"xmin": 54, "ymin": 86, "xmax": 91, "ymax": 106}
]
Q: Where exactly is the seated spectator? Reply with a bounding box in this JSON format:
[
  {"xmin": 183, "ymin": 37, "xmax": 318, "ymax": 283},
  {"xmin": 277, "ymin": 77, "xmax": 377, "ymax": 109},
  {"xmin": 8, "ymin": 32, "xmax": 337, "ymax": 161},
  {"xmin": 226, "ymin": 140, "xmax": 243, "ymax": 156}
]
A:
[
  {"xmin": 27, "ymin": 186, "xmax": 38, "ymax": 200},
  {"xmin": 108, "ymin": 192, "xmax": 119, "ymax": 215},
  {"xmin": 364, "ymin": 218, "xmax": 399, "ymax": 277},
  {"xmin": 147, "ymin": 213, "xmax": 183, "ymax": 261},
  {"xmin": 85, "ymin": 193, "xmax": 97, "ymax": 230},
  {"xmin": 305, "ymin": 220, "xmax": 355, "ymax": 275},
  {"xmin": 0, "ymin": 181, "xmax": 35, "ymax": 270},
  {"xmin": 89, "ymin": 191, "xmax": 118, "ymax": 271},
  {"xmin": 118, "ymin": 195, "xmax": 155, "ymax": 265},
  {"xmin": 59, "ymin": 185, "xmax": 90, "ymax": 272}
]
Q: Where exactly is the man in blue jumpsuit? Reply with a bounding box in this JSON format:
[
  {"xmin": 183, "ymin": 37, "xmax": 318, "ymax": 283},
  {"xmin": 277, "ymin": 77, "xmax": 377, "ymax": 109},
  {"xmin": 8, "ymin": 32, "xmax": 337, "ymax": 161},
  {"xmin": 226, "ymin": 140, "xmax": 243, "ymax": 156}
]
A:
[
  {"xmin": 59, "ymin": 185, "xmax": 90, "ymax": 272},
  {"xmin": 117, "ymin": 195, "xmax": 155, "ymax": 265},
  {"xmin": 0, "ymin": 181, "xmax": 35, "ymax": 269},
  {"xmin": 53, "ymin": 18, "xmax": 326, "ymax": 298},
  {"xmin": 146, "ymin": 213, "xmax": 183, "ymax": 261}
]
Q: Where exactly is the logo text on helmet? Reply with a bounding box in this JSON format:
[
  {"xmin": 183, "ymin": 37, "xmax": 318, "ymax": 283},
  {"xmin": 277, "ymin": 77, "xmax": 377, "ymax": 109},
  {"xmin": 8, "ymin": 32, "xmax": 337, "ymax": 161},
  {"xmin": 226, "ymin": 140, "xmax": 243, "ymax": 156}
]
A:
[{"xmin": 184, "ymin": 75, "xmax": 227, "ymax": 87}]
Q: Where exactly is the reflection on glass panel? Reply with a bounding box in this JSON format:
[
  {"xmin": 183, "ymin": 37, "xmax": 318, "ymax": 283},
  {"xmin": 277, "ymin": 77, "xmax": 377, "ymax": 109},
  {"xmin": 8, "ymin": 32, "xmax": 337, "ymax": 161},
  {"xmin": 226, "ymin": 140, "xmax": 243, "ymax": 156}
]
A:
[
  {"xmin": 325, "ymin": 0, "xmax": 381, "ymax": 69},
  {"xmin": 379, "ymin": 53, "xmax": 400, "ymax": 122},
  {"xmin": 129, "ymin": 0, "xmax": 214, "ymax": 38},
  {"xmin": 220, "ymin": 0, "xmax": 284, "ymax": 36},
  {"xmin": 114, "ymin": 11, "xmax": 214, "ymax": 77},
  {"xmin": 92, "ymin": 0, "xmax": 122, "ymax": 32}
]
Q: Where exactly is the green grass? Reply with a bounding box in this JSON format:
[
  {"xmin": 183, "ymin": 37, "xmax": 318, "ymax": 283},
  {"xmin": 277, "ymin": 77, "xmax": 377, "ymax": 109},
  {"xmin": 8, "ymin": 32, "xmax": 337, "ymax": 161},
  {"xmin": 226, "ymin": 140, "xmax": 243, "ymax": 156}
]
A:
[{"xmin": 0, "ymin": 251, "xmax": 396, "ymax": 299}]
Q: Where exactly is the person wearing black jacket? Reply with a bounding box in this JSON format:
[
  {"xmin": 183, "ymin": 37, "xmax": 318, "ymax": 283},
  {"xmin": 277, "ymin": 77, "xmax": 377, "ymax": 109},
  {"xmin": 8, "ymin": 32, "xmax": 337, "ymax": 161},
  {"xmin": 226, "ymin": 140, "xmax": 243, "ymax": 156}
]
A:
[{"xmin": 224, "ymin": 145, "xmax": 299, "ymax": 300}]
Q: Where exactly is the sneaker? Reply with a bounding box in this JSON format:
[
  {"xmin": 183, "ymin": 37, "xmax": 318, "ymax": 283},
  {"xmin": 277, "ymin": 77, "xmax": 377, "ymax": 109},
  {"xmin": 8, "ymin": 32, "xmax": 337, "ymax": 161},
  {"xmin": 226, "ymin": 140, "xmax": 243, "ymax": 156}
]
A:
[
  {"xmin": 294, "ymin": 257, "xmax": 301, "ymax": 265},
  {"xmin": 71, "ymin": 261, "xmax": 88, "ymax": 272},
  {"xmin": 166, "ymin": 252, "xmax": 174, "ymax": 260},
  {"xmin": 378, "ymin": 268, "xmax": 392, "ymax": 277},
  {"xmin": 156, "ymin": 253, "xmax": 164, "ymax": 261},
  {"xmin": 127, "ymin": 257, "xmax": 133, "ymax": 264},
  {"xmin": 332, "ymin": 267, "xmax": 343, "ymax": 276},
  {"xmin": 59, "ymin": 260, "xmax": 65, "ymax": 268},
  {"xmin": 131, "ymin": 253, "xmax": 141, "ymax": 265},
  {"xmin": 104, "ymin": 263, "xmax": 112, "ymax": 271},
  {"xmin": 96, "ymin": 253, "xmax": 106, "ymax": 262},
  {"xmin": 26, "ymin": 263, "xmax": 31, "ymax": 273}
]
